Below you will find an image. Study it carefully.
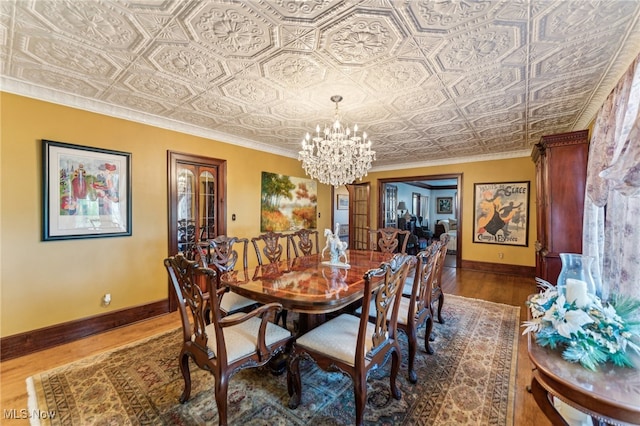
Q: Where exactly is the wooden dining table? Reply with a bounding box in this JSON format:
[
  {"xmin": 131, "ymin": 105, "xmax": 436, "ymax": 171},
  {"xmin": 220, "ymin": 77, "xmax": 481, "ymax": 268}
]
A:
[{"xmin": 219, "ymin": 249, "xmax": 394, "ymax": 333}]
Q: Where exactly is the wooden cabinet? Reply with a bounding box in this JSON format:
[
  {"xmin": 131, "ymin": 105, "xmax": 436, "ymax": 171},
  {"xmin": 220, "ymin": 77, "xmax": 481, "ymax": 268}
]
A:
[{"xmin": 531, "ymin": 130, "xmax": 589, "ymax": 284}]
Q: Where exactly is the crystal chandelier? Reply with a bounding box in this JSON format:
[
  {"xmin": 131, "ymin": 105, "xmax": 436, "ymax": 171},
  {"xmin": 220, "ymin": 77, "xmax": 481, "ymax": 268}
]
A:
[{"xmin": 299, "ymin": 95, "xmax": 376, "ymax": 187}]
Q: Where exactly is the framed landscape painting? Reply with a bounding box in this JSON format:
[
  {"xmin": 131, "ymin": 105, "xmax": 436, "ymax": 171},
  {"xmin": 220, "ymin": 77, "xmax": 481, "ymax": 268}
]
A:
[
  {"xmin": 473, "ymin": 181, "xmax": 529, "ymax": 246},
  {"xmin": 337, "ymin": 194, "xmax": 349, "ymax": 210},
  {"xmin": 42, "ymin": 139, "xmax": 132, "ymax": 241},
  {"xmin": 260, "ymin": 171, "xmax": 317, "ymax": 232}
]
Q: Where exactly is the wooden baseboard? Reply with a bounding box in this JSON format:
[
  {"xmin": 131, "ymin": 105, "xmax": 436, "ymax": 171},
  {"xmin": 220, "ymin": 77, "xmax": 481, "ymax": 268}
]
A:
[
  {"xmin": 460, "ymin": 259, "xmax": 535, "ymax": 277},
  {"xmin": 0, "ymin": 300, "xmax": 170, "ymax": 361}
]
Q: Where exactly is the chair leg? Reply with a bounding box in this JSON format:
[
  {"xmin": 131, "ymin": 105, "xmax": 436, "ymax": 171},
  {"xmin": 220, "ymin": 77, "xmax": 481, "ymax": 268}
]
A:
[
  {"xmin": 214, "ymin": 374, "xmax": 229, "ymax": 426},
  {"xmin": 424, "ymin": 316, "xmax": 434, "ymax": 355},
  {"xmin": 406, "ymin": 327, "xmax": 418, "ymax": 384},
  {"xmin": 437, "ymin": 293, "xmax": 445, "ymax": 324},
  {"xmin": 178, "ymin": 351, "xmax": 192, "ymax": 404},
  {"xmin": 354, "ymin": 373, "xmax": 368, "ymax": 426},
  {"xmin": 275, "ymin": 309, "xmax": 288, "ymax": 329},
  {"xmin": 389, "ymin": 347, "xmax": 402, "ymax": 400},
  {"xmin": 287, "ymin": 352, "xmax": 302, "ymax": 409}
]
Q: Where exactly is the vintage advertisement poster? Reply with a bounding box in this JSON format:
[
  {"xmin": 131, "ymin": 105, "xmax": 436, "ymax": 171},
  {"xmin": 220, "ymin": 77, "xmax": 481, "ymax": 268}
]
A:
[{"xmin": 473, "ymin": 181, "xmax": 529, "ymax": 246}]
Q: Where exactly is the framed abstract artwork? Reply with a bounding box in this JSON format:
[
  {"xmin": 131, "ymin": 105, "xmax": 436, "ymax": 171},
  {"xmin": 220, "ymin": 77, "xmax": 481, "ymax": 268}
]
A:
[
  {"xmin": 436, "ymin": 197, "xmax": 453, "ymax": 214},
  {"xmin": 473, "ymin": 181, "xmax": 529, "ymax": 246},
  {"xmin": 42, "ymin": 139, "xmax": 132, "ymax": 241}
]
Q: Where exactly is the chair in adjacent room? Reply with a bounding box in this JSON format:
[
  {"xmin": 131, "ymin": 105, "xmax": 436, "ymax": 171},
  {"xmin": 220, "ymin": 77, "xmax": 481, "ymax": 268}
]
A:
[
  {"xmin": 251, "ymin": 231, "xmax": 289, "ymax": 326},
  {"xmin": 431, "ymin": 233, "xmax": 451, "ymax": 324},
  {"xmin": 367, "ymin": 226, "xmax": 410, "ymax": 254},
  {"xmin": 164, "ymin": 254, "xmax": 292, "ymax": 426},
  {"xmin": 195, "ymin": 236, "xmax": 260, "ymax": 317},
  {"xmin": 287, "ymin": 228, "xmax": 320, "ymax": 258},
  {"xmin": 287, "ymin": 254, "xmax": 415, "ymax": 426},
  {"xmin": 359, "ymin": 243, "xmax": 439, "ymax": 383}
]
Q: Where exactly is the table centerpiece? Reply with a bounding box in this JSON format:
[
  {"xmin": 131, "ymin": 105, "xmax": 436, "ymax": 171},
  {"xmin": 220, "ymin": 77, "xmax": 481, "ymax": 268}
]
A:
[{"xmin": 522, "ymin": 278, "xmax": 640, "ymax": 371}]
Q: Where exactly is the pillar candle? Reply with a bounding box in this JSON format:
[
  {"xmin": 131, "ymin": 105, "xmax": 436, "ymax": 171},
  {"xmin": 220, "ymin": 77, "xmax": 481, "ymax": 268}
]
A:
[{"xmin": 566, "ymin": 278, "xmax": 589, "ymax": 308}]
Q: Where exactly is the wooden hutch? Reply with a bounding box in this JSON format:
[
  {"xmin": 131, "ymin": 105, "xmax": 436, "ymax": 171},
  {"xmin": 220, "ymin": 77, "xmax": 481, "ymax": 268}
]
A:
[{"xmin": 531, "ymin": 130, "xmax": 589, "ymax": 284}]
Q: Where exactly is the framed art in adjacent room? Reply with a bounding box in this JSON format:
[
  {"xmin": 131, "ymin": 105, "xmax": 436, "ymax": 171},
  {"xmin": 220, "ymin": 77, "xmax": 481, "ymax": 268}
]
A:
[
  {"xmin": 337, "ymin": 194, "xmax": 349, "ymax": 210},
  {"xmin": 473, "ymin": 181, "xmax": 529, "ymax": 246},
  {"xmin": 42, "ymin": 139, "xmax": 132, "ymax": 241},
  {"xmin": 436, "ymin": 197, "xmax": 453, "ymax": 214}
]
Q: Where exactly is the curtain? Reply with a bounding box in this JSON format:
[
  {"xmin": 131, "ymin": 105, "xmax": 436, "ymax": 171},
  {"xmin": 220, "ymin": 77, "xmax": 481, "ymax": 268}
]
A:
[{"xmin": 583, "ymin": 53, "xmax": 640, "ymax": 301}]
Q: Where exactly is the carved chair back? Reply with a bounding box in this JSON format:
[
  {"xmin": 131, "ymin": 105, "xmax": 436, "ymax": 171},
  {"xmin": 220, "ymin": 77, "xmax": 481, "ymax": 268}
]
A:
[
  {"xmin": 196, "ymin": 235, "xmax": 248, "ymax": 274},
  {"xmin": 367, "ymin": 227, "xmax": 410, "ymax": 254},
  {"xmin": 287, "ymin": 228, "xmax": 320, "ymax": 258},
  {"xmin": 251, "ymin": 231, "xmax": 286, "ymax": 265},
  {"xmin": 195, "ymin": 236, "xmax": 257, "ymax": 317}
]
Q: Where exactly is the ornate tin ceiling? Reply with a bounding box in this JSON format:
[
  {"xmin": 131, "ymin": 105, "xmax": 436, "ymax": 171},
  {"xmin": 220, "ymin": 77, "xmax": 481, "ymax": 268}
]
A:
[{"xmin": 2, "ymin": 0, "xmax": 640, "ymax": 170}]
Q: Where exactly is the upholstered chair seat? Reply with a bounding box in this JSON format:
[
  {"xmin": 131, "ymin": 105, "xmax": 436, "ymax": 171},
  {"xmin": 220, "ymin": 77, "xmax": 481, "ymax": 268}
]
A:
[
  {"xmin": 202, "ymin": 313, "xmax": 292, "ymax": 362},
  {"xmin": 219, "ymin": 292, "xmax": 258, "ymax": 315},
  {"xmin": 293, "ymin": 313, "xmax": 376, "ymax": 365}
]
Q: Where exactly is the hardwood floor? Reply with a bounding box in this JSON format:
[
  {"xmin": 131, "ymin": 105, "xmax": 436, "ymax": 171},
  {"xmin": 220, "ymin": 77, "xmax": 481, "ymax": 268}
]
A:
[{"xmin": 0, "ymin": 266, "xmax": 550, "ymax": 425}]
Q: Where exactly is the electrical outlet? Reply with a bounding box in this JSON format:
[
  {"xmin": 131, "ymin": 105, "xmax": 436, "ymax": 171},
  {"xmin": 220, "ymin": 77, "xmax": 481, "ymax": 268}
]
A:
[
  {"xmin": 102, "ymin": 293, "xmax": 112, "ymax": 306},
  {"xmin": 498, "ymin": 253, "xmax": 504, "ymax": 259}
]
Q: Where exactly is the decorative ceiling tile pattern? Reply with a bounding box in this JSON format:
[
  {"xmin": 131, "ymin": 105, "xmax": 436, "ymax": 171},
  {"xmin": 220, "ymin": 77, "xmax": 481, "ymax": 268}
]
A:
[{"xmin": 2, "ymin": 0, "xmax": 640, "ymax": 170}]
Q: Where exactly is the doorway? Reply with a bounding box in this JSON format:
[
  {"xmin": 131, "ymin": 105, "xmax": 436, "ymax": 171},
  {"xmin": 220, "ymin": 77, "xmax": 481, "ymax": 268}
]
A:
[
  {"xmin": 378, "ymin": 174, "xmax": 462, "ymax": 267},
  {"xmin": 331, "ymin": 183, "xmax": 370, "ymax": 250}
]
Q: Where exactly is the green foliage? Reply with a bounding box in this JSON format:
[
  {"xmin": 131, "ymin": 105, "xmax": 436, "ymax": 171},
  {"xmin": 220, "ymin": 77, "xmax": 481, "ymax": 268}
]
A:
[
  {"xmin": 261, "ymin": 172, "xmax": 295, "ymax": 210},
  {"xmin": 524, "ymin": 280, "xmax": 640, "ymax": 371}
]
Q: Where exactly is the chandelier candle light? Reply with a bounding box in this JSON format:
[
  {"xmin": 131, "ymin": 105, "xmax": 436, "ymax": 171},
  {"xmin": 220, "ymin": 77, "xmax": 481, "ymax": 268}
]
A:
[{"xmin": 299, "ymin": 95, "xmax": 376, "ymax": 187}]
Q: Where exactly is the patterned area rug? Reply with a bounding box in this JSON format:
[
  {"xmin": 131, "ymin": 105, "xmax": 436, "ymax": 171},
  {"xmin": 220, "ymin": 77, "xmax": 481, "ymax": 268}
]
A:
[{"xmin": 27, "ymin": 295, "xmax": 519, "ymax": 425}]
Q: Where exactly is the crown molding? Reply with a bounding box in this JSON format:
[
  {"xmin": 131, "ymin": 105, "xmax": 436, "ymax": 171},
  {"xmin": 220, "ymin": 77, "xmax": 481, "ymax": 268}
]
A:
[
  {"xmin": 2, "ymin": 78, "xmax": 532, "ymax": 170},
  {"xmin": 369, "ymin": 149, "xmax": 532, "ymax": 173},
  {"xmin": 1, "ymin": 78, "xmax": 294, "ymax": 159}
]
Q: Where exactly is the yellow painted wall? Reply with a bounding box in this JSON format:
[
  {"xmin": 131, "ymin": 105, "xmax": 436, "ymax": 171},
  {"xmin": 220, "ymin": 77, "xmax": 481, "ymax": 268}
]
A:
[
  {"xmin": 0, "ymin": 92, "xmax": 537, "ymax": 338},
  {"xmin": 0, "ymin": 93, "xmax": 332, "ymax": 337},
  {"xmin": 366, "ymin": 156, "xmax": 537, "ymax": 267}
]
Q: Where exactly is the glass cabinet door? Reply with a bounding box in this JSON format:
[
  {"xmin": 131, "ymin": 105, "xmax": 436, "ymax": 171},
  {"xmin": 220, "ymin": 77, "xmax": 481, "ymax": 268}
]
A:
[
  {"xmin": 198, "ymin": 169, "xmax": 216, "ymax": 242},
  {"xmin": 176, "ymin": 165, "xmax": 196, "ymax": 255},
  {"xmin": 168, "ymin": 152, "xmax": 226, "ymax": 311}
]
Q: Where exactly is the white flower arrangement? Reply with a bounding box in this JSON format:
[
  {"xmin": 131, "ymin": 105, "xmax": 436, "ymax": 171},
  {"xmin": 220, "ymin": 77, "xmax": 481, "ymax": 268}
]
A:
[{"xmin": 522, "ymin": 278, "xmax": 640, "ymax": 371}]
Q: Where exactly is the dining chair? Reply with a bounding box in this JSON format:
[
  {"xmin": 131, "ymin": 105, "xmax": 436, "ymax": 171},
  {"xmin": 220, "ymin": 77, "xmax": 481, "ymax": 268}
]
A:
[
  {"xmin": 251, "ymin": 231, "xmax": 289, "ymax": 326},
  {"xmin": 358, "ymin": 242, "xmax": 440, "ymax": 383},
  {"xmin": 251, "ymin": 231, "xmax": 287, "ymax": 265},
  {"xmin": 287, "ymin": 228, "xmax": 320, "ymax": 258},
  {"xmin": 287, "ymin": 253, "xmax": 415, "ymax": 426},
  {"xmin": 367, "ymin": 227, "xmax": 410, "ymax": 254},
  {"xmin": 164, "ymin": 254, "xmax": 292, "ymax": 426},
  {"xmin": 431, "ymin": 233, "xmax": 451, "ymax": 324},
  {"xmin": 195, "ymin": 236, "xmax": 260, "ymax": 317}
]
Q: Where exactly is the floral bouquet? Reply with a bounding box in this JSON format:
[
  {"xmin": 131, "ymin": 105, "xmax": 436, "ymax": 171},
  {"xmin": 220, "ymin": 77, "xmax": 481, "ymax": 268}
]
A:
[{"xmin": 522, "ymin": 278, "xmax": 640, "ymax": 371}]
